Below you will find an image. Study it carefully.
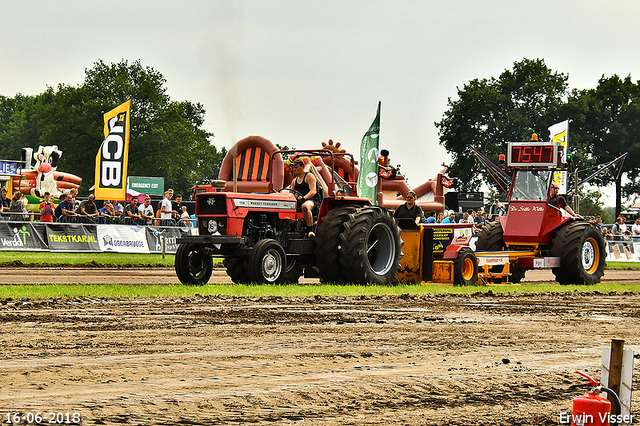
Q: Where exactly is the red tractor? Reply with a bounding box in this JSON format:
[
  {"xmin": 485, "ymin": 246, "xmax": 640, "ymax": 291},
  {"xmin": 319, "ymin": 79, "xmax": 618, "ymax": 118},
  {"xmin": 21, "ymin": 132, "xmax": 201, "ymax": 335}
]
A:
[
  {"xmin": 174, "ymin": 149, "xmax": 403, "ymax": 285},
  {"xmin": 475, "ymin": 140, "xmax": 606, "ymax": 284}
]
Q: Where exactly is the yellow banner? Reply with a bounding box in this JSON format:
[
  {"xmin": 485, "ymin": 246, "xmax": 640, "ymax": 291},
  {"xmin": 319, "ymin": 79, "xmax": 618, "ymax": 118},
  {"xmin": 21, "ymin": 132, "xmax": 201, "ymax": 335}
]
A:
[{"xmin": 95, "ymin": 100, "xmax": 131, "ymax": 200}]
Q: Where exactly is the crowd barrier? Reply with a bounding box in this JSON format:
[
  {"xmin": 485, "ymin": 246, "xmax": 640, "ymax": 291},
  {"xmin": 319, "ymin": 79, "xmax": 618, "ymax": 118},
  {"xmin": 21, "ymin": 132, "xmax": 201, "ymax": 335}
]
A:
[
  {"xmin": 2, "ymin": 219, "xmax": 637, "ymax": 262},
  {"xmin": 0, "ymin": 221, "xmax": 198, "ymax": 254}
]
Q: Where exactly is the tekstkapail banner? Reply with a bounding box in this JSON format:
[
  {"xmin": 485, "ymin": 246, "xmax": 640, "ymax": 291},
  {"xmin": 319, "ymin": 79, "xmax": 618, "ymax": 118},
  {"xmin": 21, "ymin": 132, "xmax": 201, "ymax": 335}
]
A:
[
  {"xmin": 549, "ymin": 120, "xmax": 569, "ymax": 193},
  {"xmin": 46, "ymin": 224, "xmax": 100, "ymax": 252},
  {"xmin": 357, "ymin": 102, "xmax": 381, "ymax": 204},
  {"xmin": 95, "ymin": 100, "xmax": 131, "ymax": 201}
]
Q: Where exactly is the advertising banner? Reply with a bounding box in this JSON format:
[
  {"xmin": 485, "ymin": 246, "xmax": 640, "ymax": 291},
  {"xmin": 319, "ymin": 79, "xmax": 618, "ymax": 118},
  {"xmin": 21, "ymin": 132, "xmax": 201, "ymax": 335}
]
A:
[
  {"xmin": 0, "ymin": 161, "xmax": 18, "ymax": 175},
  {"xmin": 96, "ymin": 225, "xmax": 149, "ymax": 253},
  {"xmin": 145, "ymin": 226, "xmax": 196, "ymax": 254},
  {"xmin": 95, "ymin": 100, "xmax": 131, "ymax": 201},
  {"xmin": 0, "ymin": 222, "xmax": 48, "ymax": 251},
  {"xmin": 605, "ymin": 240, "xmax": 640, "ymax": 262},
  {"xmin": 357, "ymin": 102, "xmax": 381, "ymax": 204},
  {"xmin": 46, "ymin": 224, "xmax": 100, "ymax": 252}
]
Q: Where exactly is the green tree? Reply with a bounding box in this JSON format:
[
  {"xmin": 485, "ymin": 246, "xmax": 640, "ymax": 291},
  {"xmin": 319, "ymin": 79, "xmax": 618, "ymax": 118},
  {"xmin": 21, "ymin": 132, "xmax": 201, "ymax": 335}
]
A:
[
  {"xmin": 3, "ymin": 59, "xmax": 222, "ymax": 197},
  {"xmin": 567, "ymin": 75, "xmax": 640, "ymax": 217},
  {"xmin": 436, "ymin": 58, "xmax": 570, "ymax": 192},
  {"xmin": 0, "ymin": 94, "xmax": 42, "ymax": 162}
]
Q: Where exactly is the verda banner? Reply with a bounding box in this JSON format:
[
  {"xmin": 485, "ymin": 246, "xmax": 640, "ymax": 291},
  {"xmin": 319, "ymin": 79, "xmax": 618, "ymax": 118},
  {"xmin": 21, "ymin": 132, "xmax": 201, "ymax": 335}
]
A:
[{"xmin": 357, "ymin": 102, "xmax": 381, "ymax": 204}]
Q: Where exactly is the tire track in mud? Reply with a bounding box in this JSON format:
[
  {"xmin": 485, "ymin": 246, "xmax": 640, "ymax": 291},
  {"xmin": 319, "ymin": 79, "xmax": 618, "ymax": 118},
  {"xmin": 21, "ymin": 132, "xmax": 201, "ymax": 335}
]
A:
[{"xmin": 2, "ymin": 293, "xmax": 640, "ymax": 425}]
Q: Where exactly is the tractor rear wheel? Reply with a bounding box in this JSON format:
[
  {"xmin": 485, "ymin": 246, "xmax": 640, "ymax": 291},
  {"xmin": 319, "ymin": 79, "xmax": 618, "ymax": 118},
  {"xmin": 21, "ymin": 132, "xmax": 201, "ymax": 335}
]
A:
[
  {"xmin": 550, "ymin": 222, "xmax": 605, "ymax": 284},
  {"xmin": 475, "ymin": 221, "xmax": 505, "ymax": 251},
  {"xmin": 339, "ymin": 206, "xmax": 403, "ymax": 284},
  {"xmin": 223, "ymin": 257, "xmax": 250, "ymax": 284},
  {"xmin": 314, "ymin": 204, "xmax": 358, "ymax": 283},
  {"xmin": 175, "ymin": 244, "xmax": 213, "ymax": 285},
  {"xmin": 249, "ymin": 239, "xmax": 287, "ymax": 284},
  {"xmin": 283, "ymin": 258, "xmax": 305, "ymax": 283},
  {"xmin": 454, "ymin": 249, "xmax": 478, "ymax": 285}
]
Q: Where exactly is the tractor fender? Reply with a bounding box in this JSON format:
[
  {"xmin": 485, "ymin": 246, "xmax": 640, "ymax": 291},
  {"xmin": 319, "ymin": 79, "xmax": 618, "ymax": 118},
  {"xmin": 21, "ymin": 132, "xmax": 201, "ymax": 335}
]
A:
[{"xmin": 442, "ymin": 244, "xmax": 467, "ymax": 260}]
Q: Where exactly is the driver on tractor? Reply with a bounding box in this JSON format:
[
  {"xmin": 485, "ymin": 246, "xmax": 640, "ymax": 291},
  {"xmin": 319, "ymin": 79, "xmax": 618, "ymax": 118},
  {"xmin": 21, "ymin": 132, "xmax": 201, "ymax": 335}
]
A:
[
  {"xmin": 549, "ymin": 183, "xmax": 578, "ymax": 217},
  {"xmin": 290, "ymin": 157, "xmax": 321, "ymax": 237}
]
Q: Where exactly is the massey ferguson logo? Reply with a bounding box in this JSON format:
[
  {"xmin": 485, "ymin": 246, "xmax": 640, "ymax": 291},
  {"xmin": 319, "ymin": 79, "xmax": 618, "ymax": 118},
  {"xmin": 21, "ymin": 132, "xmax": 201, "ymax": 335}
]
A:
[
  {"xmin": 207, "ymin": 198, "xmax": 216, "ymax": 206},
  {"xmin": 100, "ymin": 112, "xmax": 127, "ymax": 188}
]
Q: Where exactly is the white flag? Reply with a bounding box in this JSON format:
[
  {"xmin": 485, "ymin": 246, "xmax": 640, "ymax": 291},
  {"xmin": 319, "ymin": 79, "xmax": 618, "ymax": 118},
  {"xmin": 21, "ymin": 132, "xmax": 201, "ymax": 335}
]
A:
[{"xmin": 549, "ymin": 120, "xmax": 569, "ymax": 193}]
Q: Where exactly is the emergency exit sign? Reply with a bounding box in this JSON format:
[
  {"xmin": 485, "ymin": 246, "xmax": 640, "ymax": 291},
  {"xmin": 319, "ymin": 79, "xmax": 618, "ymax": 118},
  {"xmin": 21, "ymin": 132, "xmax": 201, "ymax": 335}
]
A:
[{"xmin": 127, "ymin": 176, "xmax": 164, "ymax": 196}]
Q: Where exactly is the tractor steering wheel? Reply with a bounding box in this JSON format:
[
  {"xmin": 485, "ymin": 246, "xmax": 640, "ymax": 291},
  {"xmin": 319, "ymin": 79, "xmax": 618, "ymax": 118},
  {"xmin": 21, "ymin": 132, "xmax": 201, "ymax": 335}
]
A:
[{"xmin": 278, "ymin": 188, "xmax": 303, "ymax": 200}]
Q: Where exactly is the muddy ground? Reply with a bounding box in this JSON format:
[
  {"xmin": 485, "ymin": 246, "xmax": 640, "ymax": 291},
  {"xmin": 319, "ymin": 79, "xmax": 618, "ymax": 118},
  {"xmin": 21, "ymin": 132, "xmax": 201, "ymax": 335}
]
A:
[{"xmin": 1, "ymin": 268, "xmax": 640, "ymax": 425}]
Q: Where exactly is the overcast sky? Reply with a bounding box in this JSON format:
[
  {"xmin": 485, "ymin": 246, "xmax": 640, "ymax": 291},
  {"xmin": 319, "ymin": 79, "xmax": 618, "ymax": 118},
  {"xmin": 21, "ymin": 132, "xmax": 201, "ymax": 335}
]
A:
[{"xmin": 2, "ymin": 0, "xmax": 639, "ymax": 189}]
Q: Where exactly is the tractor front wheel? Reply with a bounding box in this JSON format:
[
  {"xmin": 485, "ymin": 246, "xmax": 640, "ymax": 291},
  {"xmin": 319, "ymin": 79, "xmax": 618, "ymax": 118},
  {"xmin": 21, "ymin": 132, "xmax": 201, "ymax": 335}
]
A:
[
  {"xmin": 175, "ymin": 244, "xmax": 213, "ymax": 285},
  {"xmin": 249, "ymin": 239, "xmax": 287, "ymax": 284}
]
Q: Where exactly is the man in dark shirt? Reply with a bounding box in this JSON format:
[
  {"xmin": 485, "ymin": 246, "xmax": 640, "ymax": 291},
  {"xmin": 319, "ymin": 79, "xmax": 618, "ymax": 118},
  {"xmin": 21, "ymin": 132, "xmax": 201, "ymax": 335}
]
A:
[
  {"xmin": 474, "ymin": 208, "xmax": 486, "ymax": 230},
  {"xmin": 549, "ymin": 184, "xmax": 577, "ymax": 216},
  {"xmin": 393, "ymin": 191, "xmax": 424, "ymax": 224},
  {"xmin": 77, "ymin": 194, "xmax": 99, "ymax": 219},
  {"xmin": 54, "ymin": 193, "xmax": 76, "ymax": 222},
  {"xmin": 1, "ymin": 188, "xmax": 10, "ymax": 219},
  {"xmin": 124, "ymin": 198, "xmax": 142, "ymax": 225}
]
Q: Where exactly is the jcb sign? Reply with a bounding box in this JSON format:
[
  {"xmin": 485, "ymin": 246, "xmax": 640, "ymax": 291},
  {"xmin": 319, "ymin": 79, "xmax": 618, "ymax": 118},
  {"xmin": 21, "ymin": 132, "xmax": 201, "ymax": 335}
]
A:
[{"xmin": 95, "ymin": 100, "xmax": 131, "ymax": 200}]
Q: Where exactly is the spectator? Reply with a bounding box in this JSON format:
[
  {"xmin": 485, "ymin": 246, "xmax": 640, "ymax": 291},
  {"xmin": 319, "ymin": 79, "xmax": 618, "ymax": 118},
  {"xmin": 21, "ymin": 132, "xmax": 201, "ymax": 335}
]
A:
[
  {"xmin": 77, "ymin": 194, "xmax": 99, "ymax": 222},
  {"xmin": 441, "ymin": 212, "xmax": 456, "ymax": 224},
  {"xmin": 124, "ymin": 198, "xmax": 142, "ymax": 224},
  {"xmin": 69, "ymin": 188, "xmax": 79, "ymax": 211},
  {"xmin": 138, "ymin": 197, "xmax": 155, "ymax": 225},
  {"xmin": 632, "ymin": 218, "xmax": 640, "ymax": 238},
  {"xmin": 494, "ymin": 198, "xmax": 507, "ymax": 216},
  {"xmin": 393, "ymin": 190, "xmax": 424, "ymax": 225},
  {"xmin": 474, "ymin": 209, "xmax": 486, "ymax": 230},
  {"xmin": 594, "ymin": 216, "xmax": 603, "ymax": 229},
  {"xmin": 1, "ymin": 187, "xmax": 10, "ymax": 219},
  {"xmin": 98, "ymin": 201, "xmax": 115, "ymax": 224},
  {"xmin": 39, "ymin": 192, "xmax": 55, "ymax": 223},
  {"xmin": 112, "ymin": 200, "xmax": 124, "ymax": 217},
  {"xmin": 9, "ymin": 192, "xmax": 27, "ymax": 221},
  {"xmin": 425, "ymin": 211, "xmax": 437, "ymax": 223},
  {"xmin": 54, "ymin": 193, "xmax": 76, "ymax": 222},
  {"xmin": 180, "ymin": 206, "xmax": 192, "ymax": 227},
  {"xmin": 159, "ymin": 189, "xmax": 175, "ymax": 226},
  {"xmin": 436, "ymin": 211, "xmax": 444, "ymax": 223},
  {"xmin": 172, "ymin": 194, "xmax": 184, "ymax": 222},
  {"xmin": 612, "ymin": 217, "xmax": 627, "ymax": 237}
]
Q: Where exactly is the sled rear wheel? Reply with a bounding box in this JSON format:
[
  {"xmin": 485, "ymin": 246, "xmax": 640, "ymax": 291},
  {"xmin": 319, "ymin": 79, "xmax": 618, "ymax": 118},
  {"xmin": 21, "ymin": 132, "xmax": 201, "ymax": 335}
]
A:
[{"xmin": 175, "ymin": 244, "xmax": 213, "ymax": 285}]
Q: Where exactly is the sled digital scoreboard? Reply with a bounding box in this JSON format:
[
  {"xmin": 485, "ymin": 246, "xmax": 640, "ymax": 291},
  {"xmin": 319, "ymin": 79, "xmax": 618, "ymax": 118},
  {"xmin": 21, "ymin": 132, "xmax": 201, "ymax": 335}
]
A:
[{"xmin": 506, "ymin": 142, "xmax": 560, "ymax": 167}]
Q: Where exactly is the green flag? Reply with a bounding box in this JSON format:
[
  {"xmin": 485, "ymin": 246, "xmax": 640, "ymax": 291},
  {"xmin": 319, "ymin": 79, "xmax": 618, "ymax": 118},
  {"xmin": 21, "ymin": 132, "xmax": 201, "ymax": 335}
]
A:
[{"xmin": 357, "ymin": 102, "xmax": 381, "ymax": 204}]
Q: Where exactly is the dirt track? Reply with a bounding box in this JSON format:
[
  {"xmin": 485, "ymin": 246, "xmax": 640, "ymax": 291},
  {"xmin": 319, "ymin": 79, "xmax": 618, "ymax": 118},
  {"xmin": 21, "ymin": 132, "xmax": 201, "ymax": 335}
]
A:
[{"xmin": 1, "ymin": 268, "xmax": 640, "ymax": 425}]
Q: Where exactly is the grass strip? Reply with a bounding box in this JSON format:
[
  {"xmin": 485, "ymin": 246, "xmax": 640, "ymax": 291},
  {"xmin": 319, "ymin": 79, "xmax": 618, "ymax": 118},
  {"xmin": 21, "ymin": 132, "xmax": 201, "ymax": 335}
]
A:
[
  {"xmin": 0, "ymin": 252, "xmax": 175, "ymax": 267},
  {"xmin": 2, "ymin": 282, "xmax": 640, "ymax": 301}
]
